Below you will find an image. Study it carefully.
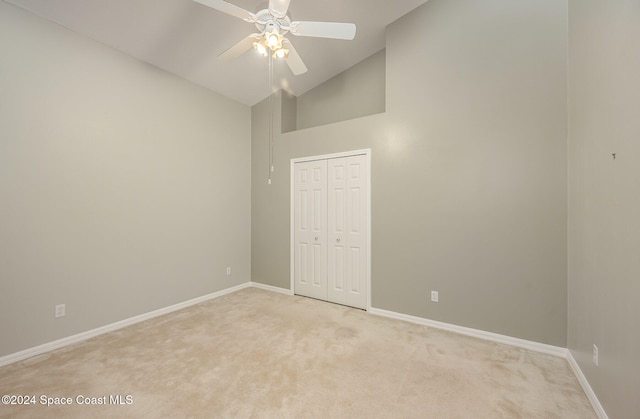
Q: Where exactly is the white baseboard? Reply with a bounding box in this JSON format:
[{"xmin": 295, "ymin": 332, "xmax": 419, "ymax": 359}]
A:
[
  {"xmin": 0, "ymin": 282, "xmax": 252, "ymax": 368},
  {"xmin": 368, "ymin": 307, "xmax": 568, "ymax": 357},
  {"xmin": 566, "ymin": 350, "xmax": 609, "ymax": 419},
  {"xmin": 249, "ymin": 281, "xmax": 293, "ymax": 295}
]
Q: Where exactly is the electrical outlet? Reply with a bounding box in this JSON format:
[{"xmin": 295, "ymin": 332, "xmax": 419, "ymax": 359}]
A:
[
  {"xmin": 55, "ymin": 304, "xmax": 65, "ymax": 318},
  {"xmin": 431, "ymin": 290, "xmax": 439, "ymax": 303},
  {"xmin": 226, "ymin": 267, "xmax": 231, "ymax": 276},
  {"xmin": 593, "ymin": 344, "xmax": 599, "ymax": 366}
]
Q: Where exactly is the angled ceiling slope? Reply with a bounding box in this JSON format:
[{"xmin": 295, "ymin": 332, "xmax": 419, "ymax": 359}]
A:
[{"xmin": 5, "ymin": 0, "xmax": 428, "ymax": 106}]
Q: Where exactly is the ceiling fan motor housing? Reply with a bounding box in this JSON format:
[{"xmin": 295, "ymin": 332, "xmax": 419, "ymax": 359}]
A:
[{"xmin": 255, "ymin": 9, "xmax": 291, "ymax": 35}]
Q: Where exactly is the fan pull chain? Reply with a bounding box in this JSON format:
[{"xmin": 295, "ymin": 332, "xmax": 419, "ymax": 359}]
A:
[{"xmin": 267, "ymin": 53, "xmax": 274, "ymax": 185}]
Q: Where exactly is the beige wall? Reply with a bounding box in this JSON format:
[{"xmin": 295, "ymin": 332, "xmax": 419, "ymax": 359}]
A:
[
  {"xmin": 568, "ymin": 0, "xmax": 640, "ymax": 417},
  {"xmin": 295, "ymin": 49, "xmax": 386, "ymax": 131},
  {"xmin": 252, "ymin": 0, "xmax": 568, "ymax": 346},
  {"xmin": 0, "ymin": 3, "xmax": 251, "ymax": 357}
]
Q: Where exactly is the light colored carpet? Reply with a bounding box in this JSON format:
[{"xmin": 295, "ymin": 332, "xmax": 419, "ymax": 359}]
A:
[{"xmin": 0, "ymin": 288, "xmax": 595, "ymax": 418}]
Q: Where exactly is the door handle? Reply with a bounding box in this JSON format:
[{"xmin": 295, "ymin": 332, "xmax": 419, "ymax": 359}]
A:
[
  {"xmin": 336, "ymin": 238, "xmax": 341, "ymax": 243},
  {"xmin": 314, "ymin": 236, "xmax": 319, "ymax": 241}
]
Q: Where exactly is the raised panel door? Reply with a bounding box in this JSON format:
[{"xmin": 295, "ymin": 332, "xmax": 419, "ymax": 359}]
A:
[
  {"xmin": 294, "ymin": 160, "xmax": 328, "ymax": 300},
  {"xmin": 328, "ymin": 155, "xmax": 368, "ymax": 309}
]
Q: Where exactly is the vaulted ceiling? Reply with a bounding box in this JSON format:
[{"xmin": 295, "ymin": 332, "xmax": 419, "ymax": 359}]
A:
[{"xmin": 5, "ymin": 0, "xmax": 428, "ymax": 106}]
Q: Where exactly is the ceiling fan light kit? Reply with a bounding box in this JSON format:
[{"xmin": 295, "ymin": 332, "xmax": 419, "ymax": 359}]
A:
[
  {"xmin": 193, "ymin": 0, "xmax": 356, "ymax": 75},
  {"xmin": 253, "ymin": 27, "xmax": 289, "ymax": 59}
]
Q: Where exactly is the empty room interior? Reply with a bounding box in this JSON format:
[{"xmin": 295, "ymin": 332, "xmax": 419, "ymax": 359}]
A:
[{"xmin": 0, "ymin": 0, "xmax": 638, "ymax": 418}]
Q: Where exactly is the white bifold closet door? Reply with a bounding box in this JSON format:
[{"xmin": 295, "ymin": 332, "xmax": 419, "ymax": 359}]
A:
[
  {"xmin": 293, "ymin": 159, "xmax": 328, "ymax": 301},
  {"xmin": 294, "ymin": 154, "xmax": 368, "ymax": 309}
]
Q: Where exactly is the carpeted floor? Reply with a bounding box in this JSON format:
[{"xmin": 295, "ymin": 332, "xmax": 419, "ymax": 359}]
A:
[{"xmin": 0, "ymin": 287, "xmax": 595, "ymax": 418}]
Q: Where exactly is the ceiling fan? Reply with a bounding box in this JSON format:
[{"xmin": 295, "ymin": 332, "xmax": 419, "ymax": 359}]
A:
[{"xmin": 193, "ymin": 0, "xmax": 357, "ymax": 75}]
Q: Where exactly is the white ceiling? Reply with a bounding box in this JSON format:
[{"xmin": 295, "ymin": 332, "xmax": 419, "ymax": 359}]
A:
[{"xmin": 6, "ymin": 0, "xmax": 428, "ymax": 106}]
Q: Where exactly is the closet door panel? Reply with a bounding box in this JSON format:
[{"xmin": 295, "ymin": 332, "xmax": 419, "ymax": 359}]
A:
[
  {"xmin": 327, "ymin": 155, "xmax": 368, "ymax": 309},
  {"xmin": 345, "ymin": 155, "xmax": 368, "ymax": 309},
  {"xmin": 294, "ymin": 160, "xmax": 327, "ymax": 300},
  {"xmin": 328, "ymin": 157, "xmax": 348, "ymax": 305}
]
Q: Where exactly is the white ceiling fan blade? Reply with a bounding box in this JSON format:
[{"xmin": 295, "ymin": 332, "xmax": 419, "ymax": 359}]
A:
[
  {"xmin": 283, "ymin": 39, "xmax": 307, "ymax": 75},
  {"xmin": 268, "ymin": 0, "xmax": 291, "ymax": 18},
  {"xmin": 219, "ymin": 34, "xmax": 260, "ymax": 61},
  {"xmin": 289, "ymin": 21, "xmax": 356, "ymax": 40},
  {"xmin": 193, "ymin": 0, "xmax": 256, "ymax": 22}
]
